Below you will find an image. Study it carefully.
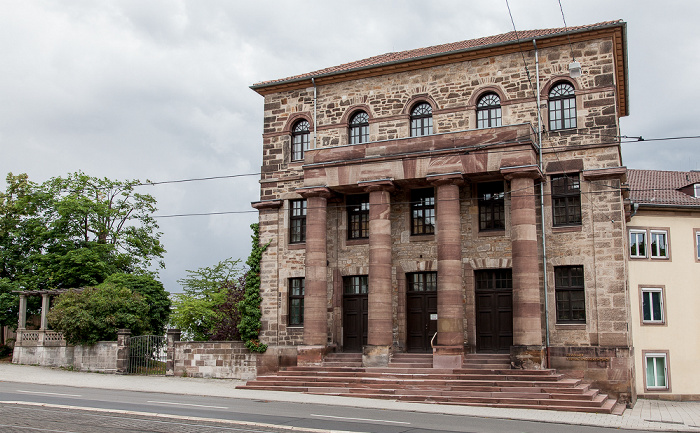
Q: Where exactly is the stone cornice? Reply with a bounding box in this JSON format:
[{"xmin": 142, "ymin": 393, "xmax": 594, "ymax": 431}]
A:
[{"xmin": 251, "ymin": 199, "xmax": 283, "ymax": 210}]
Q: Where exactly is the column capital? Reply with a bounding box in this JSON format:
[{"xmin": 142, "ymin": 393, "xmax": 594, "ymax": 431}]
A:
[
  {"xmin": 297, "ymin": 186, "xmax": 333, "ymax": 199},
  {"xmin": 500, "ymin": 164, "xmax": 543, "ymax": 180},
  {"xmin": 426, "ymin": 172, "xmax": 465, "ymax": 186},
  {"xmin": 359, "ymin": 179, "xmax": 395, "ymax": 193}
]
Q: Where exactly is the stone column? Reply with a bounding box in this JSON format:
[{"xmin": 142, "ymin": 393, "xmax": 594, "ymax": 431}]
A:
[
  {"xmin": 429, "ymin": 174, "xmax": 465, "ymax": 368},
  {"xmin": 298, "ymin": 187, "xmax": 332, "ymax": 365},
  {"xmin": 18, "ymin": 294, "xmax": 27, "ymax": 330},
  {"xmin": 40, "ymin": 293, "xmax": 50, "ymax": 330},
  {"xmin": 116, "ymin": 329, "xmax": 131, "ymax": 375},
  {"xmin": 503, "ymin": 165, "xmax": 544, "ymax": 369},
  {"xmin": 362, "ymin": 180, "xmax": 394, "ymax": 367},
  {"xmin": 166, "ymin": 329, "xmax": 181, "ymax": 376}
]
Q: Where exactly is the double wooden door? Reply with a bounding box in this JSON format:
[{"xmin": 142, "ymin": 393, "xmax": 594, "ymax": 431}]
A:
[{"xmin": 406, "ymin": 272, "xmax": 438, "ymax": 353}]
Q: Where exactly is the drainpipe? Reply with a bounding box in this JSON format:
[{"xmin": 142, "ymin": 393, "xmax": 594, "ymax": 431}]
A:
[
  {"xmin": 311, "ymin": 78, "xmax": 317, "ymax": 149},
  {"xmin": 533, "ymin": 39, "xmax": 551, "ymax": 368}
]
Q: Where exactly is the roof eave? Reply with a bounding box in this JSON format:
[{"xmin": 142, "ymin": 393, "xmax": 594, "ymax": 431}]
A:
[{"xmin": 251, "ymin": 21, "xmax": 627, "ymax": 98}]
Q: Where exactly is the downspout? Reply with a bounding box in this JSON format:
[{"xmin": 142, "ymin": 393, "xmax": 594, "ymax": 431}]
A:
[
  {"xmin": 311, "ymin": 78, "xmax": 317, "ymax": 149},
  {"xmin": 533, "ymin": 39, "xmax": 551, "ymax": 368}
]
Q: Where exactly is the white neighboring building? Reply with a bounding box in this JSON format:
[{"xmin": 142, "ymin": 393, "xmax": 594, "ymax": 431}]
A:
[{"xmin": 627, "ymin": 169, "xmax": 700, "ymax": 399}]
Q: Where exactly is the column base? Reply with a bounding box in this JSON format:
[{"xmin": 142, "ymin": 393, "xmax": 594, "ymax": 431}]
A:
[
  {"xmin": 432, "ymin": 345, "xmax": 464, "ymax": 369},
  {"xmin": 362, "ymin": 345, "xmax": 390, "ymax": 367},
  {"xmin": 510, "ymin": 345, "xmax": 545, "ymax": 370},
  {"xmin": 296, "ymin": 345, "xmax": 329, "ymax": 366}
]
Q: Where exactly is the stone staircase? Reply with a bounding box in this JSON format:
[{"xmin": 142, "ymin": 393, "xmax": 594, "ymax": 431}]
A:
[{"xmin": 238, "ymin": 352, "xmax": 624, "ymax": 414}]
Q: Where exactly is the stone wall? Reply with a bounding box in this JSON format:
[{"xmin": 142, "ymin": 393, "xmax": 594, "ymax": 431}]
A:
[
  {"xmin": 12, "ymin": 342, "xmax": 118, "ymax": 373},
  {"xmin": 171, "ymin": 341, "xmax": 257, "ymax": 380}
]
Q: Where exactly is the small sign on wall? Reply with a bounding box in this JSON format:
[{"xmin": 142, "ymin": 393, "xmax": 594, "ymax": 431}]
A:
[{"xmin": 430, "ymin": 314, "xmax": 438, "ymax": 321}]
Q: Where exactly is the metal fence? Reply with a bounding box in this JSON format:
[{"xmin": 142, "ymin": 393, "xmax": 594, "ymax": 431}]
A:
[{"xmin": 128, "ymin": 335, "xmax": 166, "ymax": 375}]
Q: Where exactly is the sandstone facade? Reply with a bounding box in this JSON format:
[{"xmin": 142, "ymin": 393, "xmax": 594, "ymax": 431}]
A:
[{"xmin": 251, "ymin": 21, "xmax": 633, "ymax": 401}]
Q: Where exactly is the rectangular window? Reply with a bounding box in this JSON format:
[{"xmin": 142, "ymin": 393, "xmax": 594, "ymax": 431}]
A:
[
  {"xmin": 695, "ymin": 184, "xmax": 700, "ymax": 198},
  {"xmin": 475, "ymin": 269, "xmax": 513, "ymax": 291},
  {"xmin": 629, "ymin": 230, "xmax": 647, "ymax": 258},
  {"xmin": 551, "ymin": 174, "xmax": 581, "ymax": 226},
  {"xmin": 650, "ymin": 230, "xmax": 668, "ymax": 258},
  {"xmin": 410, "ymin": 188, "xmax": 435, "ymax": 235},
  {"xmin": 641, "ymin": 287, "xmax": 664, "ymax": 324},
  {"xmin": 343, "ymin": 275, "xmax": 368, "ymax": 295},
  {"xmin": 645, "ymin": 353, "xmax": 668, "ymax": 390},
  {"xmin": 407, "ymin": 272, "xmax": 437, "ymax": 292},
  {"xmin": 347, "ymin": 194, "xmax": 369, "ymax": 239},
  {"xmin": 288, "ymin": 278, "xmax": 304, "ymax": 326},
  {"xmin": 555, "ymin": 266, "xmax": 586, "ymax": 323},
  {"xmin": 478, "ymin": 181, "xmax": 505, "ymax": 231},
  {"xmin": 696, "ymin": 230, "xmax": 700, "ymax": 260},
  {"xmin": 289, "ymin": 199, "xmax": 307, "ymax": 244}
]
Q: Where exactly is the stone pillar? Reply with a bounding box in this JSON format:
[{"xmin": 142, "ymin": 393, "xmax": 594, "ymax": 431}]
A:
[
  {"xmin": 166, "ymin": 329, "xmax": 181, "ymax": 376},
  {"xmin": 430, "ymin": 174, "xmax": 465, "ymax": 369},
  {"xmin": 116, "ymin": 329, "xmax": 131, "ymax": 374},
  {"xmin": 503, "ymin": 165, "xmax": 544, "ymax": 369},
  {"xmin": 18, "ymin": 294, "xmax": 27, "ymax": 330},
  {"xmin": 298, "ymin": 187, "xmax": 332, "ymax": 365},
  {"xmin": 362, "ymin": 180, "xmax": 394, "ymax": 367},
  {"xmin": 40, "ymin": 293, "xmax": 50, "ymax": 330}
]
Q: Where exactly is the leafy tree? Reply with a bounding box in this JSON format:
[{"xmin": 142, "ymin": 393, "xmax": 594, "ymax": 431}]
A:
[
  {"xmin": 101, "ymin": 273, "xmax": 171, "ymax": 335},
  {"xmin": 170, "ymin": 258, "xmax": 243, "ymax": 341},
  {"xmin": 238, "ymin": 223, "xmax": 269, "ymax": 352},
  {"xmin": 210, "ymin": 276, "xmax": 246, "ymax": 341},
  {"xmin": 0, "ymin": 172, "xmax": 165, "ymax": 293},
  {"xmin": 47, "ymin": 285, "xmax": 150, "ymax": 345}
]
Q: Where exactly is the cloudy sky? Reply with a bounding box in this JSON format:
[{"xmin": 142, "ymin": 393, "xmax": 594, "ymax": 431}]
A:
[{"xmin": 2, "ymin": 1, "xmax": 698, "ymax": 292}]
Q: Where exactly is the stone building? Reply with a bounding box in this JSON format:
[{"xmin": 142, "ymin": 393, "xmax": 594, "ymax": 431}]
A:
[
  {"xmin": 627, "ymin": 170, "xmax": 700, "ymax": 400},
  {"xmin": 250, "ymin": 20, "xmax": 633, "ymax": 400}
]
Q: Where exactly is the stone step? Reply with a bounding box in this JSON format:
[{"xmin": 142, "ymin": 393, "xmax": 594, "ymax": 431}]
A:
[{"xmin": 238, "ymin": 353, "xmax": 618, "ymax": 414}]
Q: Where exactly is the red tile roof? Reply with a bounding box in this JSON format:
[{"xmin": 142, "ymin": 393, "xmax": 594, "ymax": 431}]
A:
[
  {"xmin": 252, "ymin": 20, "xmax": 623, "ymax": 88},
  {"xmin": 628, "ymin": 169, "xmax": 700, "ymax": 207}
]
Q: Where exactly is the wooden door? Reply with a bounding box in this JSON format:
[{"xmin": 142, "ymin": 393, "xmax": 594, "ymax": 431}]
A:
[
  {"xmin": 343, "ymin": 276, "xmax": 368, "ymax": 352},
  {"xmin": 475, "ymin": 269, "xmax": 513, "ymax": 353},
  {"xmin": 406, "ymin": 272, "xmax": 438, "ymax": 353}
]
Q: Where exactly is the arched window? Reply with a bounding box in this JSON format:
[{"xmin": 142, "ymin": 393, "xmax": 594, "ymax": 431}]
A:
[
  {"xmin": 476, "ymin": 93, "xmax": 502, "ymax": 128},
  {"xmin": 410, "ymin": 103, "xmax": 433, "ymax": 137},
  {"xmin": 349, "ymin": 111, "xmax": 369, "ymax": 144},
  {"xmin": 548, "ymin": 82, "xmax": 576, "ymax": 131},
  {"xmin": 291, "ymin": 120, "xmax": 310, "ymax": 161}
]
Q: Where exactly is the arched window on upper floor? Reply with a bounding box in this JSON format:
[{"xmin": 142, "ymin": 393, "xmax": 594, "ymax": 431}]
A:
[
  {"xmin": 291, "ymin": 120, "xmax": 310, "ymax": 161},
  {"xmin": 476, "ymin": 93, "xmax": 502, "ymax": 129},
  {"xmin": 410, "ymin": 102, "xmax": 433, "ymax": 137},
  {"xmin": 349, "ymin": 111, "xmax": 369, "ymax": 144},
  {"xmin": 548, "ymin": 82, "xmax": 576, "ymax": 131}
]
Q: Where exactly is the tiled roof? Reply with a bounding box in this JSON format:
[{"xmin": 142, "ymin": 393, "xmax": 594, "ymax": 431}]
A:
[
  {"xmin": 628, "ymin": 169, "xmax": 700, "ymax": 207},
  {"xmin": 253, "ymin": 20, "xmax": 623, "ymax": 87}
]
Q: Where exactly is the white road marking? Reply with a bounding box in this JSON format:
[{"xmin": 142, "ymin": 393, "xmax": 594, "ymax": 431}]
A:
[
  {"xmin": 147, "ymin": 400, "xmax": 228, "ymax": 409},
  {"xmin": 16, "ymin": 390, "xmax": 82, "ymax": 397},
  {"xmin": 310, "ymin": 413, "xmax": 411, "ymax": 425}
]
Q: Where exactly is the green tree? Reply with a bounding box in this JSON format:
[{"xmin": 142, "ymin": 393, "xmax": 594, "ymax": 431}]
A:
[
  {"xmin": 0, "ymin": 172, "xmax": 165, "ymax": 293},
  {"xmin": 170, "ymin": 258, "xmax": 243, "ymax": 341},
  {"xmin": 47, "ymin": 285, "xmax": 150, "ymax": 345},
  {"xmin": 101, "ymin": 273, "xmax": 171, "ymax": 335}
]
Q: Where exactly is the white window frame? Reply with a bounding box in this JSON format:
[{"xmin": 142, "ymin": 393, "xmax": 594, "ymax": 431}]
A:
[
  {"xmin": 696, "ymin": 231, "xmax": 700, "ymax": 261},
  {"xmin": 641, "ymin": 287, "xmax": 664, "ymax": 324},
  {"xmin": 645, "ymin": 352, "xmax": 669, "ymax": 390},
  {"xmin": 694, "ymin": 184, "xmax": 700, "ymax": 198},
  {"xmin": 649, "ymin": 230, "xmax": 669, "ymax": 259},
  {"xmin": 629, "ymin": 229, "xmax": 647, "ymax": 258}
]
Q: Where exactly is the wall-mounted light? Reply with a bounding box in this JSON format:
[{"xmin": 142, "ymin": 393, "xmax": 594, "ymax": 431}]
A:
[{"xmin": 569, "ymin": 61, "xmax": 582, "ymax": 78}]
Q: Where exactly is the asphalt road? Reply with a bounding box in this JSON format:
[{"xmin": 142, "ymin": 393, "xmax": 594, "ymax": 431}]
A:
[{"xmin": 0, "ymin": 382, "xmax": 646, "ymax": 433}]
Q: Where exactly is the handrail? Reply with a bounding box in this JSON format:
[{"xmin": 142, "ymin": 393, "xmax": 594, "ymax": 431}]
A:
[{"xmin": 430, "ymin": 332, "xmax": 438, "ymax": 349}]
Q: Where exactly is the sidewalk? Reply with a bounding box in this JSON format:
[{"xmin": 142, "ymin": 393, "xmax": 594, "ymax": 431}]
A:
[{"xmin": 1, "ymin": 363, "xmax": 699, "ymax": 432}]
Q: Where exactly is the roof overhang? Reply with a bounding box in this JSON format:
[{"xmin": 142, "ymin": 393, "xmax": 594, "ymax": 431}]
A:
[{"xmin": 251, "ymin": 22, "xmax": 628, "ymax": 117}]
